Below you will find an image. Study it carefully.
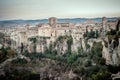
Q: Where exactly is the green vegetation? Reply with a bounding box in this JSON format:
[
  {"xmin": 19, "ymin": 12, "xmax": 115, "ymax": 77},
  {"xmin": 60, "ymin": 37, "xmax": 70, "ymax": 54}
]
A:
[
  {"xmin": 83, "ymin": 29, "xmax": 99, "ymax": 39},
  {"xmin": 106, "ymin": 29, "xmax": 116, "ymax": 35},
  {"xmin": 28, "ymin": 37, "xmax": 37, "ymax": 53},
  {"xmin": 67, "ymin": 52, "xmax": 78, "ymax": 65},
  {"xmin": 0, "ymin": 68, "xmax": 37, "ymax": 80},
  {"xmin": 0, "ymin": 46, "xmax": 16, "ymax": 63},
  {"xmin": 1, "ymin": 32, "xmax": 120, "ymax": 80},
  {"xmin": 106, "ymin": 19, "xmax": 120, "ymax": 49},
  {"xmin": 12, "ymin": 57, "xmax": 28, "ymax": 64},
  {"xmin": 0, "ymin": 32, "xmax": 5, "ymax": 43},
  {"xmin": 22, "ymin": 35, "xmax": 113, "ymax": 80},
  {"xmin": 67, "ymin": 35, "xmax": 73, "ymax": 50},
  {"xmin": 28, "ymin": 37, "xmax": 37, "ymax": 43},
  {"xmin": 91, "ymin": 71, "xmax": 111, "ymax": 80}
]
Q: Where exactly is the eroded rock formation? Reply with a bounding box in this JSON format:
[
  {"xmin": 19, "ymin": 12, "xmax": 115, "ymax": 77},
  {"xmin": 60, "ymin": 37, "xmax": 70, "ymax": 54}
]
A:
[{"xmin": 102, "ymin": 18, "xmax": 120, "ymax": 66}]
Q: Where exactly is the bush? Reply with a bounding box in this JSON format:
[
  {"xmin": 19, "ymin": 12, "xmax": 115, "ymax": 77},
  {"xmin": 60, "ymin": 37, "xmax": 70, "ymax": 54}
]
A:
[
  {"xmin": 106, "ymin": 29, "xmax": 116, "ymax": 35},
  {"xmin": 12, "ymin": 57, "xmax": 28, "ymax": 64},
  {"xmin": 91, "ymin": 71, "xmax": 111, "ymax": 80},
  {"xmin": 73, "ymin": 67, "xmax": 85, "ymax": 75},
  {"xmin": 84, "ymin": 60, "xmax": 92, "ymax": 67},
  {"xmin": 98, "ymin": 58, "xmax": 106, "ymax": 65},
  {"xmin": 67, "ymin": 53, "xmax": 78, "ymax": 65},
  {"xmin": 1, "ymin": 69, "xmax": 36, "ymax": 80},
  {"xmin": 91, "ymin": 41, "xmax": 103, "ymax": 64}
]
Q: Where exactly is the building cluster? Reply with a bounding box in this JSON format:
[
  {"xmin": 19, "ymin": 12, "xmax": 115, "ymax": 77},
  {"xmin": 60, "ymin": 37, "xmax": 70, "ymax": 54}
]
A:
[{"xmin": 0, "ymin": 17, "xmax": 118, "ymax": 53}]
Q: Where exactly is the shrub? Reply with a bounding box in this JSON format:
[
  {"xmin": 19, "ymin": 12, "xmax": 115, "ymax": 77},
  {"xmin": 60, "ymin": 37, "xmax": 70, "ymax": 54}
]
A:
[
  {"xmin": 12, "ymin": 57, "xmax": 28, "ymax": 64},
  {"xmin": 84, "ymin": 60, "xmax": 92, "ymax": 67}
]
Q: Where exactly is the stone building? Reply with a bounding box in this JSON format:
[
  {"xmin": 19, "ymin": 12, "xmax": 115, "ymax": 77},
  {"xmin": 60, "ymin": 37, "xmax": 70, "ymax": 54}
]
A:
[
  {"xmin": 49, "ymin": 17, "xmax": 57, "ymax": 27},
  {"xmin": 102, "ymin": 17, "xmax": 108, "ymax": 30}
]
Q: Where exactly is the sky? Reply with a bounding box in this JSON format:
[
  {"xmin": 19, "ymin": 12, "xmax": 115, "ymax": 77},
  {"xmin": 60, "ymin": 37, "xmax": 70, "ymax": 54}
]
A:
[{"xmin": 0, "ymin": 0, "xmax": 120, "ymax": 20}]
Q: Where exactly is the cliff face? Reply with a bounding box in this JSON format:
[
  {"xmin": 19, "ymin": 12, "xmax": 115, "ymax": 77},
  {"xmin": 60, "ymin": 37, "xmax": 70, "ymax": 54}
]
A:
[
  {"xmin": 102, "ymin": 39, "xmax": 120, "ymax": 66},
  {"xmin": 54, "ymin": 40, "xmax": 68, "ymax": 55},
  {"xmin": 102, "ymin": 18, "xmax": 120, "ymax": 66}
]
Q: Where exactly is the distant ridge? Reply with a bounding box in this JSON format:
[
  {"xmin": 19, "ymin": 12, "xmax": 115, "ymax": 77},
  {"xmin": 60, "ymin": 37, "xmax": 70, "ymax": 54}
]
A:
[
  {"xmin": 0, "ymin": 17, "xmax": 117, "ymax": 24},
  {"xmin": 0, "ymin": 17, "xmax": 117, "ymax": 28}
]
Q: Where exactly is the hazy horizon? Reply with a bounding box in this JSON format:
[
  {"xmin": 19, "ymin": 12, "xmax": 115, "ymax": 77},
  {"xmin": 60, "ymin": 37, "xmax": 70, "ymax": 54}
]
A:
[{"xmin": 0, "ymin": 0, "xmax": 120, "ymax": 20}]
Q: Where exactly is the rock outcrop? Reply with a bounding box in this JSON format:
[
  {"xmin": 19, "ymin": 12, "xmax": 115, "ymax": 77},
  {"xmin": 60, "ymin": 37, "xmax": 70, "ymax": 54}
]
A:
[{"xmin": 102, "ymin": 18, "xmax": 120, "ymax": 66}]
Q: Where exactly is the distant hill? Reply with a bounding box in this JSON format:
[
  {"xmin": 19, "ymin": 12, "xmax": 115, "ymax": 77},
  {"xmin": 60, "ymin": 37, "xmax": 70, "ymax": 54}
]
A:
[{"xmin": 0, "ymin": 17, "xmax": 117, "ymax": 28}]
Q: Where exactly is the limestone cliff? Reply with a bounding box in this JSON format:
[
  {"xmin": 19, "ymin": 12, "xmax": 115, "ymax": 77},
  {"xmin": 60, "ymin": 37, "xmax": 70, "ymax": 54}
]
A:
[{"xmin": 102, "ymin": 18, "xmax": 120, "ymax": 66}]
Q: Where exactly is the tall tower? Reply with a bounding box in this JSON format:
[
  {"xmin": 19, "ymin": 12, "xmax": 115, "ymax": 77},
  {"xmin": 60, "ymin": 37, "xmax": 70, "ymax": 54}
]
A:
[
  {"xmin": 25, "ymin": 24, "xmax": 30, "ymax": 31},
  {"xmin": 102, "ymin": 17, "xmax": 107, "ymax": 30},
  {"xmin": 102, "ymin": 17, "xmax": 107, "ymax": 37},
  {"xmin": 49, "ymin": 17, "xmax": 57, "ymax": 27}
]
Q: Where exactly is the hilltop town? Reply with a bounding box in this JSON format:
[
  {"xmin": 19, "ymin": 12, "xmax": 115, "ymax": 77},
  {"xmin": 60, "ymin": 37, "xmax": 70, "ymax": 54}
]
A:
[
  {"xmin": 0, "ymin": 17, "xmax": 117, "ymax": 52},
  {"xmin": 0, "ymin": 17, "xmax": 120, "ymax": 80}
]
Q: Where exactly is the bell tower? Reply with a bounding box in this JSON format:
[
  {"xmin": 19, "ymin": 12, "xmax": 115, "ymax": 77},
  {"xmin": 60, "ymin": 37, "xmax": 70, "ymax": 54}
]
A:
[
  {"xmin": 49, "ymin": 17, "xmax": 57, "ymax": 27},
  {"xmin": 102, "ymin": 17, "xmax": 108, "ymax": 37}
]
